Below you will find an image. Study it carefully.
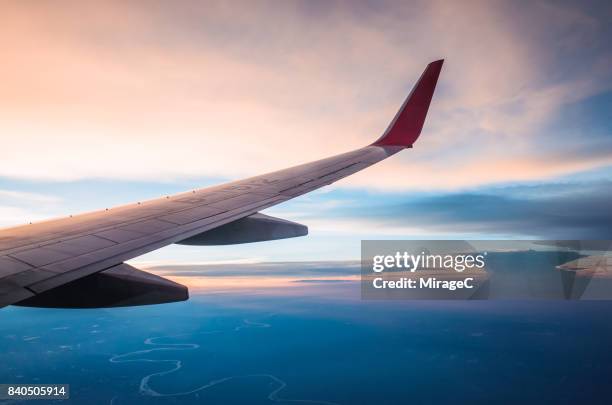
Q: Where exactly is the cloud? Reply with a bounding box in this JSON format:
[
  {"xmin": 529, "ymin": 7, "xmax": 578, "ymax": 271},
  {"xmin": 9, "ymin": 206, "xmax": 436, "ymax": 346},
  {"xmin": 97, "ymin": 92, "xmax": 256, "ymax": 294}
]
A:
[
  {"xmin": 147, "ymin": 260, "xmax": 359, "ymax": 277},
  {"xmin": 0, "ymin": 0, "xmax": 611, "ymax": 190},
  {"xmin": 0, "ymin": 190, "xmax": 61, "ymax": 204},
  {"xmin": 0, "ymin": 189, "xmax": 63, "ymax": 227},
  {"xmin": 335, "ymin": 180, "xmax": 612, "ymax": 239},
  {"xmin": 145, "ymin": 261, "xmax": 360, "ymax": 291},
  {"xmin": 0, "ymin": 206, "xmax": 48, "ymax": 227}
]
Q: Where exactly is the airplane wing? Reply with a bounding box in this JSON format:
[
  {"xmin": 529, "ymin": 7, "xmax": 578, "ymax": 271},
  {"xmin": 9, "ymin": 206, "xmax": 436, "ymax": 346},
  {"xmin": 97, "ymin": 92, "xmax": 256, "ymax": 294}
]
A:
[{"xmin": 0, "ymin": 59, "xmax": 444, "ymax": 308}]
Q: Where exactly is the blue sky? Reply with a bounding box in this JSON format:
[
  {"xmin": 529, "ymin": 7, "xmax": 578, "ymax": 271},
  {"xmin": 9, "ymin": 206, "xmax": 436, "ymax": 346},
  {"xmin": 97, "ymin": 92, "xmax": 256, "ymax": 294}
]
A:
[{"xmin": 1, "ymin": 0, "xmax": 611, "ymax": 263}]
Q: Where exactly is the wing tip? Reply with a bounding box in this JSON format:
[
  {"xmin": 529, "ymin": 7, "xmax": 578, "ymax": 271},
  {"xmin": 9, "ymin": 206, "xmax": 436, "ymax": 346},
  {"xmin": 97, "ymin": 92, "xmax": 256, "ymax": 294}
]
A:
[{"xmin": 372, "ymin": 59, "xmax": 444, "ymax": 148}]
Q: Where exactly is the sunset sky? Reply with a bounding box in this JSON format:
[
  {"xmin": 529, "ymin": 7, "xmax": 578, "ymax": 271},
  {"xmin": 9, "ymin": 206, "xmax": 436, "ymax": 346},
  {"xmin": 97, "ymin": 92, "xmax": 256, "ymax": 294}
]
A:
[{"xmin": 1, "ymin": 0, "xmax": 611, "ymax": 263}]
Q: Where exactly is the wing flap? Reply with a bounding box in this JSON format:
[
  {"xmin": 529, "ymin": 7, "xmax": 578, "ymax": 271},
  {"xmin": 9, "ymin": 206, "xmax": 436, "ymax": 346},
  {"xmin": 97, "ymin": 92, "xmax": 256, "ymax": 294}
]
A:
[{"xmin": 0, "ymin": 282, "xmax": 35, "ymax": 307}]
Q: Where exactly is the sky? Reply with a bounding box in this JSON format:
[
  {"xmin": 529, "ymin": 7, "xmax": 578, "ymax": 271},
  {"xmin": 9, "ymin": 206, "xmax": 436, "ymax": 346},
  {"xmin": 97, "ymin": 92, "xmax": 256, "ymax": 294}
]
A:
[{"xmin": 1, "ymin": 0, "xmax": 611, "ymax": 263}]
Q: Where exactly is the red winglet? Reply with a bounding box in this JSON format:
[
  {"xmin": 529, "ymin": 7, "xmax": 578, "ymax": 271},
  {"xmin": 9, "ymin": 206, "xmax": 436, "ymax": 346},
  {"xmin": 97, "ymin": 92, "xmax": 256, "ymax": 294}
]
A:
[{"xmin": 372, "ymin": 59, "xmax": 444, "ymax": 147}]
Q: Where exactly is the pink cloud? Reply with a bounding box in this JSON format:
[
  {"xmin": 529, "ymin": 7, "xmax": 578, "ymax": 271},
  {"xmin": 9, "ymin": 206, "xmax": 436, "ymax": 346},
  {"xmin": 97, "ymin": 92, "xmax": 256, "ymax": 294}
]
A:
[{"xmin": 0, "ymin": 0, "xmax": 610, "ymax": 189}]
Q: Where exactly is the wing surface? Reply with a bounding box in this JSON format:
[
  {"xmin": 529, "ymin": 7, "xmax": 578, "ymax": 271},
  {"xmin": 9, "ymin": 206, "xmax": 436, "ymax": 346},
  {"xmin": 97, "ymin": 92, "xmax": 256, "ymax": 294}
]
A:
[{"xmin": 0, "ymin": 59, "xmax": 443, "ymax": 307}]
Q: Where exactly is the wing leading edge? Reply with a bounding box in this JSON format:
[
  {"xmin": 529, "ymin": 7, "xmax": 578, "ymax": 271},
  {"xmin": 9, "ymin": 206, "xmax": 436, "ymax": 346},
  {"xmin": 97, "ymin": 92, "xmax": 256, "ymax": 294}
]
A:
[{"xmin": 0, "ymin": 59, "xmax": 444, "ymax": 308}]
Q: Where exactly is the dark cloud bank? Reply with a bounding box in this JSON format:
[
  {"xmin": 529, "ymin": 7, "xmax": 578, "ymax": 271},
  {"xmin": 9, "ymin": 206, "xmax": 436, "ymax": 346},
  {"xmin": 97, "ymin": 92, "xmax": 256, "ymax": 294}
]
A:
[{"xmin": 365, "ymin": 180, "xmax": 612, "ymax": 239}]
